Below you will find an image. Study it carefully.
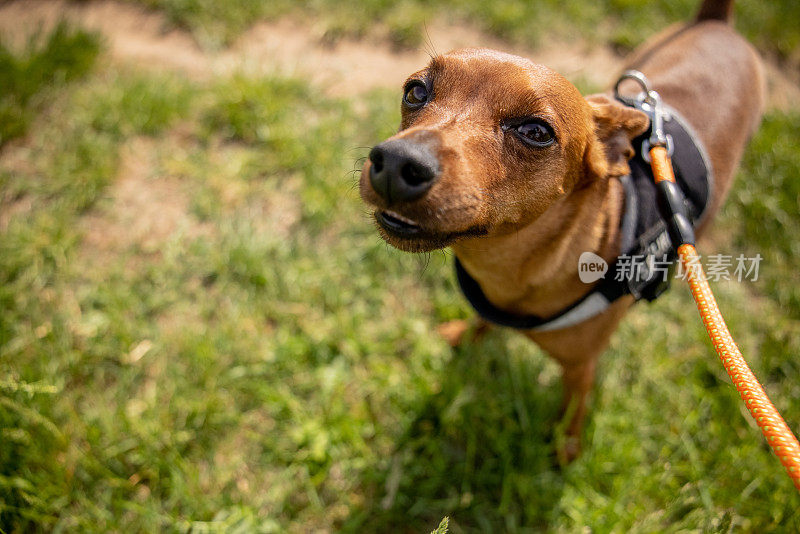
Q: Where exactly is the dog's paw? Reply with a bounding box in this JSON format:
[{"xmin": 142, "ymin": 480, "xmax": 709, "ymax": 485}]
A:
[
  {"xmin": 436, "ymin": 320, "xmax": 471, "ymax": 347},
  {"xmin": 436, "ymin": 319, "xmax": 490, "ymax": 347},
  {"xmin": 557, "ymin": 436, "xmax": 582, "ymax": 465}
]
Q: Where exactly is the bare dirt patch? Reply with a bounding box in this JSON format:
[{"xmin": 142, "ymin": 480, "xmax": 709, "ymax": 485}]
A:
[
  {"xmin": 76, "ymin": 134, "xmax": 301, "ymax": 265},
  {"xmin": 191, "ymin": 140, "xmax": 303, "ymax": 239},
  {"xmin": 232, "ymin": 18, "xmax": 623, "ymax": 96},
  {"xmin": 80, "ymin": 136, "xmax": 210, "ymax": 259},
  {"xmin": 0, "ymin": 195, "xmax": 34, "ymax": 233},
  {"xmin": 3, "ymin": 0, "xmax": 795, "ymax": 108},
  {"xmin": 0, "ymin": 0, "xmax": 621, "ymax": 94},
  {"xmin": 0, "ymin": 141, "xmax": 39, "ymax": 232},
  {"xmin": 0, "ymin": 0, "xmax": 210, "ymax": 76}
]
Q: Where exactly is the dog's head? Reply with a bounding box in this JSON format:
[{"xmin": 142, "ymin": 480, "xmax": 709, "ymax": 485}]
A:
[{"xmin": 359, "ymin": 48, "xmax": 649, "ymax": 252}]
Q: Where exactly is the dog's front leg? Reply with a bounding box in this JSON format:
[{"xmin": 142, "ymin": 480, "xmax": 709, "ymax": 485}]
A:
[
  {"xmin": 527, "ymin": 297, "xmax": 633, "ymax": 462},
  {"xmin": 556, "ymin": 354, "xmax": 600, "ymax": 462}
]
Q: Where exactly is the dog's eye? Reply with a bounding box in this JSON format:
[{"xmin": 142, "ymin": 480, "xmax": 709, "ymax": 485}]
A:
[
  {"xmin": 514, "ymin": 121, "xmax": 556, "ymax": 147},
  {"xmin": 403, "ymin": 82, "xmax": 428, "ymax": 108}
]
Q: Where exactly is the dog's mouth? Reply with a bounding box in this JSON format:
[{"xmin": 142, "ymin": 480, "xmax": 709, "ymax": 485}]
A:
[
  {"xmin": 376, "ymin": 210, "xmax": 421, "ymax": 236},
  {"xmin": 374, "ymin": 210, "xmax": 488, "ymax": 252}
]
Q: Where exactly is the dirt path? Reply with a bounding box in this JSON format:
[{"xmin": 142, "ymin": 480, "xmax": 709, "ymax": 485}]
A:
[
  {"xmin": 0, "ymin": 0, "xmax": 646, "ymax": 97},
  {"xmin": 2, "ymin": 0, "xmax": 797, "ymax": 106},
  {"xmin": 0, "ymin": 0, "xmax": 620, "ymax": 94}
]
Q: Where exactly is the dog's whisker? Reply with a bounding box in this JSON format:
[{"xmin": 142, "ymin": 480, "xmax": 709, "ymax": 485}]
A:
[{"xmin": 422, "ymin": 22, "xmax": 438, "ymax": 60}]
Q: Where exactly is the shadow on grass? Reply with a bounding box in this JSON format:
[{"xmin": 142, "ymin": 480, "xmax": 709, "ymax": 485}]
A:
[{"xmin": 344, "ymin": 331, "xmax": 567, "ymax": 532}]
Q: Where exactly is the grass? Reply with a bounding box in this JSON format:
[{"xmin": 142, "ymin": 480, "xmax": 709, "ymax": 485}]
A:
[
  {"xmin": 135, "ymin": 0, "xmax": 800, "ymax": 72},
  {"xmin": 720, "ymin": 113, "xmax": 800, "ymax": 319},
  {"xmin": 0, "ymin": 22, "xmax": 100, "ymax": 147},
  {"xmin": 1, "ymin": 11, "xmax": 799, "ymax": 534}
]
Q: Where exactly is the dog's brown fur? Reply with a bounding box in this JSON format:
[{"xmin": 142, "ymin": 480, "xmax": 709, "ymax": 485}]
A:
[{"xmin": 359, "ymin": 0, "xmax": 763, "ymax": 460}]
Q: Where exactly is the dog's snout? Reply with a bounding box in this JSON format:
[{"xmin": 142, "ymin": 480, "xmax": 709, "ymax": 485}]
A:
[{"xmin": 368, "ymin": 139, "xmax": 440, "ymax": 204}]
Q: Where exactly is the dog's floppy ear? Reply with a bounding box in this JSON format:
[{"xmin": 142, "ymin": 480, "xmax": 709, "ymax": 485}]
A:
[{"xmin": 583, "ymin": 94, "xmax": 649, "ymax": 179}]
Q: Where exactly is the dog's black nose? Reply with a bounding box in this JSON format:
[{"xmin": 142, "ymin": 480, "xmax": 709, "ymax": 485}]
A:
[{"xmin": 368, "ymin": 139, "xmax": 439, "ymax": 204}]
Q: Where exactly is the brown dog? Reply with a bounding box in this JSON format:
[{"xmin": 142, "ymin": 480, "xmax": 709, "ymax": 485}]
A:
[{"xmin": 359, "ymin": 0, "xmax": 763, "ymax": 459}]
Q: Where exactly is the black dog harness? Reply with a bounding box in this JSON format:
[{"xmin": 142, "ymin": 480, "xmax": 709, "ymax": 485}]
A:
[{"xmin": 455, "ymin": 74, "xmax": 714, "ymax": 332}]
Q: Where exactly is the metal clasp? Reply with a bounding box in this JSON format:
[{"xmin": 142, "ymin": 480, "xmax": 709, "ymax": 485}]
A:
[{"xmin": 614, "ymin": 70, "xmax": 673, "ymax": 161}]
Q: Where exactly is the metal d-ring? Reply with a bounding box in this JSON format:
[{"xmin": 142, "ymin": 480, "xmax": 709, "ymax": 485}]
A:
[
  {"xmin": 615, "ymin": 70, "xmax": 672, "ymax": 154},
  {"xmin": 614, "ymin": 70, "xmax": 652, "ymax": 104}
]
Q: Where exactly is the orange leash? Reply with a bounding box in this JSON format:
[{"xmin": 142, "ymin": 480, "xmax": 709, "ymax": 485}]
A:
[{"xmin": 649, "ymin": 145, "xmax": 800, "ymax": 491}]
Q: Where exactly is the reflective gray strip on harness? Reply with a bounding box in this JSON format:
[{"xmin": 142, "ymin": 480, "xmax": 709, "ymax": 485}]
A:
[{"xmin": 530, "ymin": 293, "xmax": 613, "ymax": 332}]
